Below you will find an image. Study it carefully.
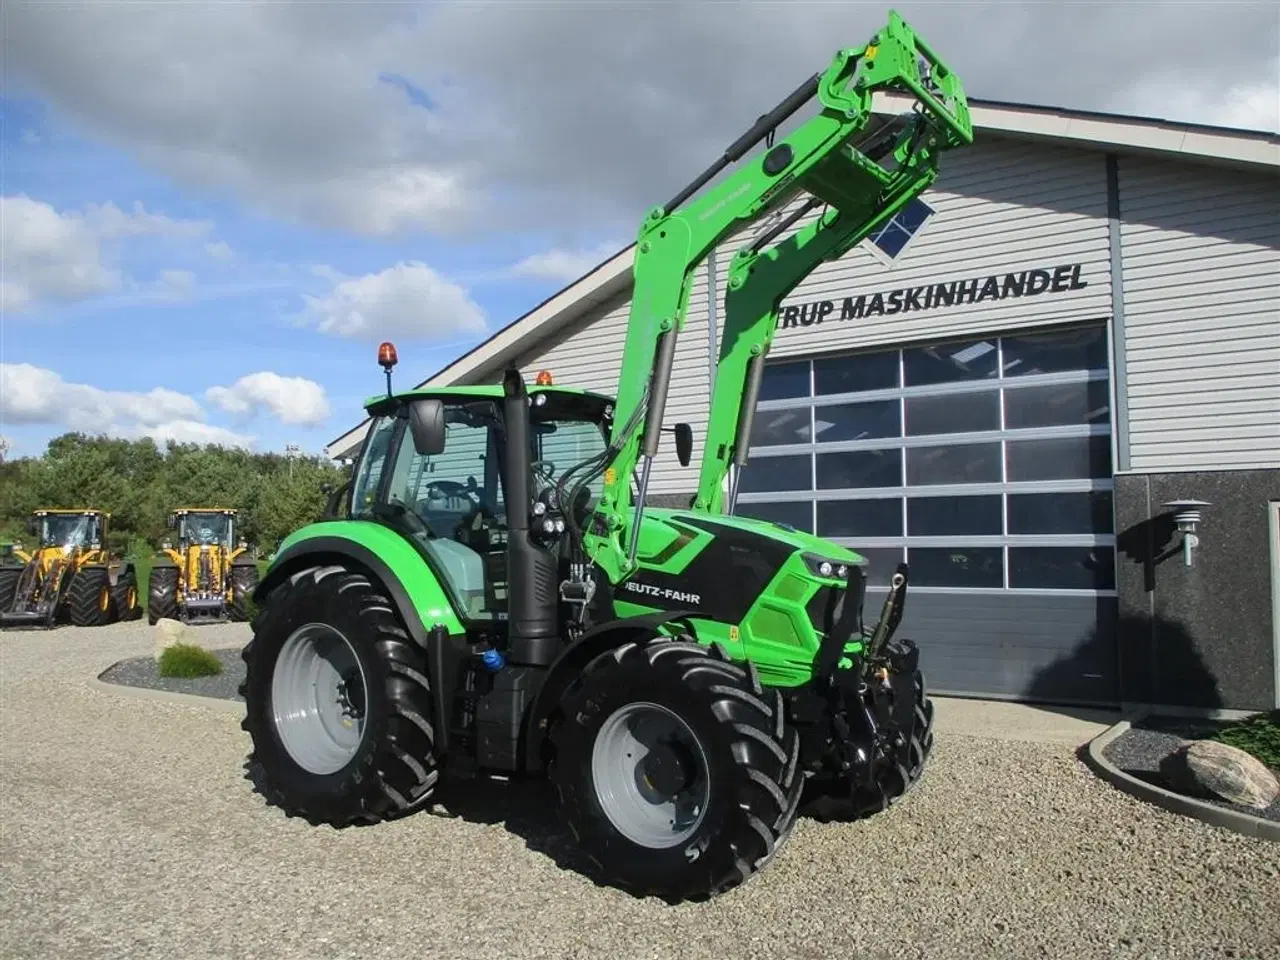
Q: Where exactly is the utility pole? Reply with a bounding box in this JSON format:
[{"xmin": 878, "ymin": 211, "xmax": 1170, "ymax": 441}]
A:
[{"xmin": 285, "ymin": 443, "xmax": 300, "ymax": 479}]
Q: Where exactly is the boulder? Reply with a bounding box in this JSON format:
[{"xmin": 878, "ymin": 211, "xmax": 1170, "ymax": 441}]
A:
[
  {"xmin": 1178, "ymin": 739, "xmax": 1279, "ymax": 811},
  {"xmin": 153, "ymin": 617, "xmax": 193, "ymax": 660}
]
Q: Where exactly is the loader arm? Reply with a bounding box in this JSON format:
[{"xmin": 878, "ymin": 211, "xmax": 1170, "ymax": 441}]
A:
[
  {"xmin": 581, "ymin": 10, "xmax": 971, "ymax": 580},
  {"xmin": 692, "ymin": 110, "xmax": 954, "ymax": 513}
]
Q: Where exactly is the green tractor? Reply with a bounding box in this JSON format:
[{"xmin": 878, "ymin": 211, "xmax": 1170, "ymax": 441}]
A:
[{"xmin": 240, "ymin": 11, "xmax": 973, "ymax": 902}]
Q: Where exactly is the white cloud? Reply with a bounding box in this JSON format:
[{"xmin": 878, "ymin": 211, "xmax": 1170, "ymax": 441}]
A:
[
  {"xmin": 204, "ymin": 240, "xmax": 235, "ymax": 261},
  {"xmin": 206, "ymin": 371, "xmax": 331, "ymax": 427},
  {"xmin": 1, "ymin": 362, "xmax": 203, "ymax": 430},
  {"xmin": 0, "ymin": 362, "xmax": 254, "ymax": 449},
  {"xmin": 298, "ymin": 261, "xmax": 486, "ymax": 340},
  {"xmin": 5, "ymin": 3, "xmax": 1278, "ymax": 239},
  {"xmin": 0, "ymin": 195, "xmax": 214, "ymax": 313},
  {"xmin": 507, "ymin": 242, "xmax": 623, "ymax": 283},
  {"xmin": 1116, "ymin": 56, "xmax": 1280, "ymax": 132},
  {"xmin": 111, "ymin": 419, "xmax": 255, "ymax": 449}
]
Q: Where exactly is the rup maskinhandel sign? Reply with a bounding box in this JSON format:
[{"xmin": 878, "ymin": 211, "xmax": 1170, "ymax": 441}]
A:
[{"xmin": 776, "ymin": 262, "xmax": 1088, "ymax": 330}]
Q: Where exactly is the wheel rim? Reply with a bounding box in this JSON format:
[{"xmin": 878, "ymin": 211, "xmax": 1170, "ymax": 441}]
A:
[
  {"xmin": 99, "ymin": 587, "xmax": 110, "ymax": 611},
  {"xmin": 590, "ymin": 702, "xmax": 710, "ymax": 849},
  {"xmin": 270, "ymin": 623, "xmax": 368, "ymax": 775}
]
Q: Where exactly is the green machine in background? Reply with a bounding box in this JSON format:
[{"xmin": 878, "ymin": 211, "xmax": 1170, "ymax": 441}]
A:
[{"xmin": 239, "ymin": 10, "xmax": 973, "ymax": 902}]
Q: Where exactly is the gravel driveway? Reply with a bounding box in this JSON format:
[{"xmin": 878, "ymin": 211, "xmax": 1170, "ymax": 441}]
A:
[{"xmin": 1, "ymin": 621, "xmax": 1277, "ymax": 960}]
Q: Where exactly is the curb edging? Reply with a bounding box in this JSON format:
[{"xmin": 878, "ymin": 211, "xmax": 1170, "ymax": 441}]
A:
[
  {"xmin": 90, "ymin": 669, "xmax": 245, "ymax": 716},
  {"xmin": 1083, "ymin": 718, "xmax": 1280, "ymax": 842}
]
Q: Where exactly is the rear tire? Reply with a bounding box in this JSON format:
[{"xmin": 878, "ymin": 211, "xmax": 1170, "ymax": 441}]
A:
[
  {"xmin": 0, "ymin": 567, "xmax": 20, "ymax": 612},
  {"xmin": 147, "ymin": 566, "xmax": 179, "ymax": 624},
  {"xmin": 801, "ymin": 639, "xmax": 936, "ymax": 823},
  {"xmin": 67, "ymin": 566, "xmax": 114, "ymax": 627},
  {"xmin": 239, "ymin": 564, "xmax": 440, "ymax": 827},
  {"xmin": 545, "ymin": 635, "xmax": 803, "ymax": 902},
  {"xmin": 227, "ymin": 563, "xmax": 259, "ymax": 622}
]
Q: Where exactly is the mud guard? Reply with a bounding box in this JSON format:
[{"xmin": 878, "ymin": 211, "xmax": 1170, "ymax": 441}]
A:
[
  {"xmin": 520, "ymin": 609, "xmax": 700, "ymax": 773},
  {"xmin": 253, "ymin": 537, "xmax": 433, "ymax": 647}
]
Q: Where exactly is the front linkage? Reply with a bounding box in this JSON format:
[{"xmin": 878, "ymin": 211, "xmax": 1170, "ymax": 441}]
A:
[{"xmin": 784, "ymin": 563, "xmax": 934, "ymax": 820}]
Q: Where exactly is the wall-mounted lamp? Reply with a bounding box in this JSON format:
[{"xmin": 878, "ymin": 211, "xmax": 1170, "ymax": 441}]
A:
[{"xmin": 1162, "ymin": 499, "xmax": 1211, "ymax": 567}]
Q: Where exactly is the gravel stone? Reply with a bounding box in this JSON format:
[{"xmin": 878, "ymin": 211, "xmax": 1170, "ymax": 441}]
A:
[
  {"xmin": 2, "ymin": 620, "xmax": 1278, "ymax": 960},
  {"xmin": 1103, "ymin": 721, "xmax": 1280, "ymax": 823}
]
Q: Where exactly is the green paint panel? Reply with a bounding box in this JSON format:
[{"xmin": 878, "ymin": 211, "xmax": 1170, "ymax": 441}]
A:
[{"xmin": 270, "ymin": 521, "xmax": 465, "ymax": 635}]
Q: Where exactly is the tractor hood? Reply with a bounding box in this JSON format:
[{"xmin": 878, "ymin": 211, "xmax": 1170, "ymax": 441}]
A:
[{"xmin": 631, "ymin": 506, "xmax": 865, "ymax": 574}]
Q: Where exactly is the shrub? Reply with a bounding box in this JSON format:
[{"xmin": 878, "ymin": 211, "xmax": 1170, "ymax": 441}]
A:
[
  {"xmin": 1211, "ymin": 709, "xmax": 1280, "ymax": 772},
  {"xmin": 159, "ymin": 642, "xmax": 223, "ymax": 679}
]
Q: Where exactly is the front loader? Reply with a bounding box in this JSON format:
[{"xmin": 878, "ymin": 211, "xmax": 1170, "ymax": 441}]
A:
[
  {"xmin": 0, "ymin": 509, "xmax": 144, "ymax": 629},
  {"xmin": 239, "ymin": 10, "xmax": 973, "ymax": 902},
  {"xmin": 148, "ymin": 508, "xmax": 259, "ymax": 624}
]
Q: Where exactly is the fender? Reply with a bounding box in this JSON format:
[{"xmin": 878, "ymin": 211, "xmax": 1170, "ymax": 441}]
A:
[{"xmin": 520, "ymin": 609, "xmax": 701, "ymax": 773}]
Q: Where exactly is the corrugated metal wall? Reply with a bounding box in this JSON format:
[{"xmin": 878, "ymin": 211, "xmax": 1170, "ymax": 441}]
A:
[
  {"xmin": 756, "ymin": 139, "xmax": 1113, "ymax": 359},
  {"xmin": 509, "ymin": 264, "xmax": 712, "ymax": 495},
  {"xmin": 1118, "ymin": 155, "xmax": 1280, "ymax": 472}
]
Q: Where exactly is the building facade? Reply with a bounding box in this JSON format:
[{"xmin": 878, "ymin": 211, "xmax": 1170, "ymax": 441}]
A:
[{"xmin": 328, "ymin": 100, "xmax": 1280, "ymax": 714}]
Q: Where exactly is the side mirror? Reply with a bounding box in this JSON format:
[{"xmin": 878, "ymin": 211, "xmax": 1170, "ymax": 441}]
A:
[
  {"xmin": 408, "ymin": 399, "xmax": 446, "ymax": 455},
  {"xmin": 167, "ymin": 514, "xmax": 177, "ymax": 530},
  {"xmin": 26, "ymin": 517, "xmax": 37, "ymax": 536},
  {"xmin": 673, "ymin": 422, "xmax": 693, "ymax": 467}
]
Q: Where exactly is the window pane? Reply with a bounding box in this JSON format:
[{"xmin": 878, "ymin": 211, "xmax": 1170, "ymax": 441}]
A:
[
  {"xmin": 816, "ymin": 448, "xmax": 902, "ymax": 489},
  {"xmin": 759, "ymin": 360, "xmax": 809, "ymax": 402},
  {"xmin": 908, "ymin": 547, "xmax": 1004, "ymax": 588},
  {"xmin": 1004, "ymin": 380, "xmax": 1111, "ymax": 429},
  {"xmin": 908, "ymin": 495, "xmax": 1003, "ymax": 536},
  {"xmin": 813, "ymin": 349, "xmax": 899, "ymax": 396},
  {"xmin": 813, "ymin": 399, "xmax": 901, "ymax": 443},
  {"xmin": 1006, "ymin": 436, "xmax": 1112, "ymax": 481},
  {"xmin": 1009, "ymin": 546, "xmax": 1116, "ymax": 591},
  {"xmin": 896, "ymin": 198, "xmax": 933, "ymax": 232},
  {"xmin": 1008, "ymin": 492, "xmax": 1114, "ymax": 535},
  {"xmin": 905, "ymin": 390, "xmax": 999, "ymax": 436},
  {"xmin": 749, "ymin": 408, "xmax": 812, "ymax": 447},
  {"xmin": 853, "ymin": 547, "xmax": 906, "ymax": 587},
  {"xmin": 1003, "ymin": 325, "xmax": 1108, "ymax": 377},
  {"xmin": 903, "ymin": 337, "xmax": 998, "ymax": 386},
  {"xmin": 873, "ymin": 224, "xmax": 912, "ymax": 257},
  {"xmin": 817, "ymin": 498, "xmax": 903, "ymax": 538},
  {"xmin": 736, "ymin": 500, "xmax": 813, "ymax": 533},
  {"xmin": 738, "ymin": 454, "xmax": 811, "ymax": 493},
  {"xmin": 906, "ymin": 442, "xmax": 1002, "ymax": 486}
]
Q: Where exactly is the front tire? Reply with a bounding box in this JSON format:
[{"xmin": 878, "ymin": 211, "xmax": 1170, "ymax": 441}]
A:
[
  {"xmin": 111, "ymin": 567, "xmax": 144, "ymax": 622},
  {"xmin": 67, "ymin": 566, "xmax": 114, "ymax": 627},
  {"xmin": 545, "ymin": 636, "xmax": 803, "ymax": 902},
  {"xmin": 227, "ymin": 563, "xmax": 259, "ymax": 622},
  {"xmin": 239, "ymin": 564, "xmax": 440, "ymax": 826},
  {"xmin": 147, "ymin": 566, "xmax": 179, "ymax": 625}
]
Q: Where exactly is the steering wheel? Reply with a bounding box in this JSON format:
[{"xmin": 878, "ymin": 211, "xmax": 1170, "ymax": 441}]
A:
[
  {"xmin": 426, "ymin": 477, "xmax": 482, "ymax": 501},
  {"xmin": 531, "ymin": 460, "xmax": 556, "ymax": 483}
]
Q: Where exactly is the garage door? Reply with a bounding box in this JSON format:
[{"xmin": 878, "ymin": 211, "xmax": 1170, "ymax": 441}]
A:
[{"xmin": 735, "ymin": 322, "xmax": 1120, "ymax": 706}]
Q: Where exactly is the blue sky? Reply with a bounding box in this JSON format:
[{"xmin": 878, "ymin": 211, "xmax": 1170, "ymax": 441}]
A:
[
  {"xmin": 2, "ymin": 3, "xmax": 1275, "ymax": 464},
  {"xmin": 1, "ymin": 95, "xmax": 618, "ymax": 461}
]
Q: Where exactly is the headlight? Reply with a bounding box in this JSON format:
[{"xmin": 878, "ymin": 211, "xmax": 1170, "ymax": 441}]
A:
[{"xmin": 802, "ymin": 552, "xmax": 853, "ymax": 581}]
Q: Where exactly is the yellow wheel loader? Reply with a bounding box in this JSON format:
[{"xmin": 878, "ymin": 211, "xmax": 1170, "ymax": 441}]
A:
[
  {"xmin": 147, "ymin": 508, "xmax": 259, "ymax": 625},
  {"xmin": 0, "ymin": 509, "xmax": 144, "ymax": 629}
]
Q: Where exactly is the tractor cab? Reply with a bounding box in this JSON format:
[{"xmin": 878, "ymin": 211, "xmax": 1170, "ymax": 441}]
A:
[
  {"xmin": 167, "ymin": 508, "xmax": 242, "ymax": 552},
  {"xmin": 29, "ymin": 509, "xmax": 107, "ymax": 554},
  {"xmin": 347, "ymin": 357, "xmax": 623, "ymax": 626}
]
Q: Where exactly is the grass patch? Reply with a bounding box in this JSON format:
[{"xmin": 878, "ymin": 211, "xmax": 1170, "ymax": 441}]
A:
[
  {"xmin": 1210, "ymin": 709, "xmax": 1280, "ymax": 771},
  {"xmin": 158, "ymin": 642, "xmax": 224, "ymax": 679}
]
